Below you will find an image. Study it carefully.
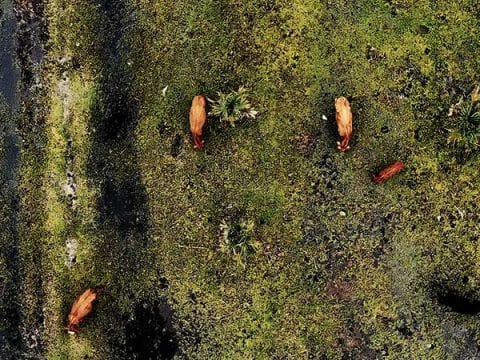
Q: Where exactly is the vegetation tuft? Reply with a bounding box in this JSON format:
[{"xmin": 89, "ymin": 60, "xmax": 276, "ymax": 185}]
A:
[
  {"xmin": 220, "ymin": 219, "xmax": 258, "ymax": 267},
  {"xmin": 210, "ymin": 87, "xmax": 258, "ymax": 126},
  {"xmin": 448, "ymin": 86, "xmax": 480, "ymax": 152}
]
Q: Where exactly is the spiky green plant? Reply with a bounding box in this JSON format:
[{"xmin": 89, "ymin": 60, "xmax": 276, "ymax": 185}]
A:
[
  {"xmin": 448, "ymin": 86, "xmax": 480, "ymax": 150},
  {"xmin": 210, "ymin": 87, "xmax": 258, "ymax": 126},
  {"xmin": 220, "ymin": 219, "xmax": 258, "ymax": 266}
]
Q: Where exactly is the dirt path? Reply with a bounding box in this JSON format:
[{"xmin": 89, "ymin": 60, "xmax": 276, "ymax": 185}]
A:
[
  {"xmin": 0, "ymin": 0, "xmax": 21, "ymax": 357},
  {"xmin": 12, "ymin": 0, "xmax": 48, "ymax": 358}
]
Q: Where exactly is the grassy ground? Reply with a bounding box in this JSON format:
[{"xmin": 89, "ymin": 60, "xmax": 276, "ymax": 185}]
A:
[{"xmin": 5, "ymin": 0, "xmax": 480, "ymax": 359}]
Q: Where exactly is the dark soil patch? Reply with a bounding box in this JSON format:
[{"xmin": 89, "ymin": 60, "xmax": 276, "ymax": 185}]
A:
[
  {"xmin": 295, "ymin": 132, "xmax": 319, "ymax": 157},
  {"xmin": 3, "ymin": 0, "xmax": 48, "ymax": 357},
  {"xmin": 125, "ymin": 300, "xmax": 178, "ymax": 360},
  {"xmin": 98, "ymin": 175, "xmax": 150, "ymax": 237},
  {"xmin": 88, "ymin": 0, "xmax": 150, "ymax": 241},
  {"xmin": 86, "ymin": 3, "xmax": 176, "ymax": 357},
  {"xmin": 431, "ymin": 281, "xmax": 480, "ymax": 315},
  {"xmin": 315, "ymin": 154, "xmax": 339, "ymax": 190},
  {"xmin": 170, "ymin": 133, "xmax": 183, "ymax": 158},
  {"xmin": 0, "ymin": 3, "xmax": 18, "ymax": 108},
  {"xmin": 326, "ymin": 279, "xmax": 353, "ymax": 301},
  {"xmin": 437, "ymin": 291, "xmax": 480, "ymax": 315},
  {"xmin": 338, "ymin": 319, "xmax": 379, "ymax": 360}
]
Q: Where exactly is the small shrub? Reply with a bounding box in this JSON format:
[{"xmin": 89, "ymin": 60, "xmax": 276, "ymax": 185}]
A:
[
  {"xmin": 210, "ymin": 87, "xmax": 258, "ymax": 126},
  {"xmin": 448, "ymin": 86, "xmax": 480, "ymax": 152},
  {"xmin": 220, "ymin": 219, "xmax": 258, "ymax": 266}
]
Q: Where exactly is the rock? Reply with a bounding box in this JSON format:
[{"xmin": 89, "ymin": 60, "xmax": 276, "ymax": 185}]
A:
[{"xmin": 65, "ymin": 238, "xmax": 78, "ymax": 268}]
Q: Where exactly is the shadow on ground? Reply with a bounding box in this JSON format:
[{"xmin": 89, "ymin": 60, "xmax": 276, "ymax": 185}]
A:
[{"xmin": 86, "ymin": 1, "xmax": 178, "ymax": 358}]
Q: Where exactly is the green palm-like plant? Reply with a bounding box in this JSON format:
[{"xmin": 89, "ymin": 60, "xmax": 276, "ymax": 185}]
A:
[
  {"xmin": 210, "ymin": 87, "xmax": 258, "ymax": 126},
  {"xmin": 459, "ymin": 102, "xmax": 480, "ymax": 142},
  {"xmin": 448, "ymin": 86, "xmax": 480, "ymax": 150}
]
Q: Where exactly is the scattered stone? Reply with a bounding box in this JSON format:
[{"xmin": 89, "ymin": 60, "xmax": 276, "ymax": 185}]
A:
[
  {"xmin": 366, "ymin": 44, "xmax": 385, "ymax": 62},
  {"xmin": 162, "ymin": 85, "xmax": 168, "ymax": 97},
  {"xmin": 448, "ymin": 99, "xmax": 462, "ymax": 117},
  {"xmin": 65, "ymin": 238, "xmax": 78, "ymax": 268},
  {"xmin": 63, "ymin": 171, "xmax": 77, "ymax": 208},
  {"xmin": 56, "ymin": 55, "xmax": 72, "ymax": 66}
]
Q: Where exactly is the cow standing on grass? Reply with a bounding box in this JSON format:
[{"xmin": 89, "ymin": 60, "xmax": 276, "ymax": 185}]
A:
[
  {"xmin": 372, "ymin": 161, "xmax": 405, "ymax": 184},
  {"xmin": 335, "ymin": 97, "xmax": 353, "ymax": 152},
  {"xmin": 66, "ymin": 288, "xmax": 100, "ymax": 334},
  {"xmin": 190, "ymin": 95, "xmax": 207, "ymax": 150}
]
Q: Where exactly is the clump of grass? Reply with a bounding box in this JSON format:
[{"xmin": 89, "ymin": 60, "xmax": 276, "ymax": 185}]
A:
[
  {"xmin": 448, "ymin": 86, "xmax": 480, "ymax": 151},
  {"xmin": 210, "ymin": 87, "xmax": 258, "ymax": 126},
  {"xmin": 220, "ymin": 219, "xmax": 258, "ymax": 266}
]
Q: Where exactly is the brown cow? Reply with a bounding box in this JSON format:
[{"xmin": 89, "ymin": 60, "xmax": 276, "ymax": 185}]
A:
[
  {"xmin": 372, "ymin": 161, "xmax": 405, "ymax": 184},
  {"xmin": 190, "ymin": 95, "xmax": 207, "ymax": 150},
  {"xmin": 66, "ymin": 288, "xmax": 99, "ymax": 334},
  {"xmin": 335, "ymin": 97, "xmax": 353, "ymax": 152}
]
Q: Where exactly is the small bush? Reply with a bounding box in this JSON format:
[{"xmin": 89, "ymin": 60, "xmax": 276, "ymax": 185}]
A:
[
  {"xmin": 210, "ymin": 87, "xmax": 258, "ymax": 126},
  {"xmin": 448, "ymin": 86, "xmax": 480, "ymax": 152},
  {"xmin": 220, "ymin": 219, "xmax": 258, "ymax": 266}
]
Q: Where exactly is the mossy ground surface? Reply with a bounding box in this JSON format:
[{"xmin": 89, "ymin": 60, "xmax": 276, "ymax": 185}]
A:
[{"xmin": 1, "ymin": 0, "xmax": 480, "ymax": 359}]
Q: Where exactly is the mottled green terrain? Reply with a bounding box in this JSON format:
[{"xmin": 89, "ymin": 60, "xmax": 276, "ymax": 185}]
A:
[{"xmin": 1, "ymin": 0, "xmax": 480, "ymax": 359}]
